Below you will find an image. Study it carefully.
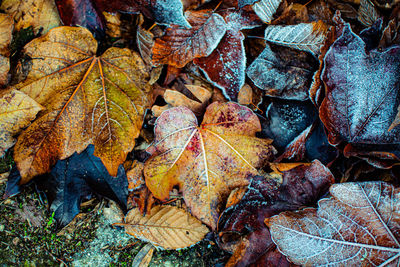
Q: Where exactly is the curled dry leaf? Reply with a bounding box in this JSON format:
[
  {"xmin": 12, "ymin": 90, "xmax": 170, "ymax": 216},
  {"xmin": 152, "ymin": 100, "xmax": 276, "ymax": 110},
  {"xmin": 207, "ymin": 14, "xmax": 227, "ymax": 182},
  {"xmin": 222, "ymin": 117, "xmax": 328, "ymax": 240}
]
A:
[
  {"xmin": 264, "ymin": 20, "xmax": 328, "ymax": 56},
  {"xmin": 144, "ymin": 102, "xmax": 276, "ymax": 229},
  {"xmin": 218, "ymin": 160, "xmax": 334, "ymax": 266},
  {"xmin": 152, "ymin": 10, "xmax": 227, "ymax": 68},
  {"xmin": 154, "ymin": 85, "xmax": 212, "ymax": 116},
  {"xmin": 120, "ymin": 205, "xmax": 209, "ymax": 250},
  {"xmin": 1, "ymin": 0, "xmax": 61, "ymax": 34},
  {"xmin": 269, "ymin": 181, "xmax": 400, "ymax": 266},
  {"xmin": 319, "ymin": 22, "xmax": 400, "ymax": 151},
  {"xmin": 0, "ymin": 89, "xmax": 43, "ymax": 157},
  {"xmin": 14, "ymin": 26, "xmax": 152, "ymax": 183}
]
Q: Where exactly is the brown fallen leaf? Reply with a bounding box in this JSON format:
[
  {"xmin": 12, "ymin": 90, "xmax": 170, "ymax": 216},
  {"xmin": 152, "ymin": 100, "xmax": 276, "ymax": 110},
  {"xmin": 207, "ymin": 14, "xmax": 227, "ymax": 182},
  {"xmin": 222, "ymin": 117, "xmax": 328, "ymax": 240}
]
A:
[
  {"xmin": 13, "ymin": 26, "xmax": 152, "ymax": 183},
  {"xmin": 131, "ymin": 243, "xmax": 154, "ymax": 267},
  {"xmin": 118, "ymin": 205, "xmax": 209, "ymax": 250},
  {"xmin": 144, "ymin": 102, "xmax": 276, "ymax": 229},
  {"xmin": 152, "ymin": 10, "xmax": 227, "ymax": 68},
  {"xmin": 0, "ymin": 14, "xmax": 13, "ymax": 86},
  {"xmin": 1, "ymin": 0, "xmax": 61, "ymax": 34},
  {"xmin": 0, "ymin": 89, "xmax": 43, "ymax": 158},
  {"xmin": 0, "ymin": 14, "xmax": 13, "ymax": 56},
  {"xmin": 269, "ymin": 181, "xmax": 400, "ymax": 266},
  {"xmin": 152, "ymin": 85, "xmax": 212, "ymax": 116}
]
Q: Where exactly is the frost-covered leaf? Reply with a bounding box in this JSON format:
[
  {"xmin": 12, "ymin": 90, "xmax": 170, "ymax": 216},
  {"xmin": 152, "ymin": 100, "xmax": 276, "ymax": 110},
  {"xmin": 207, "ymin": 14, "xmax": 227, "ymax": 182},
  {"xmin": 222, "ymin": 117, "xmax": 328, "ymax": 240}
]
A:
[
  {"xmin": 358, "ymin": 0, "xmax": 381, "ymax": 27},
  {"xmin": 264, "ymin": 21, "xmax": 328, "ymax": 56},
  {"xmin": 269, "ymin": 181, "xmax": 400, "ymax": 266},
  {"xmin": 238, "ymin": 0, "xmax": 258, "ymax": 8},
  {"xmin": 120, "ymin": 205, "xmax": 209, "ymax": 250},
  {"xmin": 0, "ymin": 90, "xmax": 43, "ymax": 157},
  {"xmin": 13, "ymin": 26, "xmax": 152, "ymax": 183},
  {"xmin": 320, "ymin": 22, "xmax": 400, "ymax": 147},
  {"xmin": 252, "ymin": 0, "xmax": 283, "ymax": 24},
  {"xmin": 194, "ymin": 9, "xmax": 261, "ymax": 101},
  {"xmin": 247, "ymin": 44, "xmax": 317, "ymax": 100},
  {"xmin": 1, "ymin": 0, "xmax": 61, "ymax": 34},
  {"xmin": 194, "ymin": 31, "xmax": 245, "ymax": 101},
  {"xmin": 150, "ymin": 0, "xmax": 191, "ymax": 28},
  {"xmin": 218, "ymin": 161, "xmax": 334, "ymax": 266},
  {"xmin": 144, "ymin": 102, "xmax": 276, "ymax": 229},
  {"xmin": 152, "ymin": 10, "xmax": 227, "ymax": 68}
]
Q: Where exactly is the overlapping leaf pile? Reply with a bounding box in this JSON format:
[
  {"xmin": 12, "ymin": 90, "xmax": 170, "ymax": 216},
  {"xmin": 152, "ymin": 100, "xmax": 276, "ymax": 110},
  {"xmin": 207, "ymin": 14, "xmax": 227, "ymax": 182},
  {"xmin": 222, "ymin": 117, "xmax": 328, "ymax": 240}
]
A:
[{"xmin": 1, "ymin": 0, "xmax": 400, "ymax": 265}]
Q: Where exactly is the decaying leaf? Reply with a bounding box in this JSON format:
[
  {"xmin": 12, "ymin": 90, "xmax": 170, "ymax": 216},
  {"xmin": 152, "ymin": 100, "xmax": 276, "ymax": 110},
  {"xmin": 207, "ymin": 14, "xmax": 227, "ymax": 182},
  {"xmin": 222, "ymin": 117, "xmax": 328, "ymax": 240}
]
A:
[
  {"xmin": 120, "ymin": 205, "xmax": 209, "ymax": 249},
  {"xmin": 152, "ymin": 10, "xmax": 227, "ymax": 68},
  {"xmin": 320, "ymin": 22, "xmax": 400, "ymax": 148},
  {"xmin": 269, "ymin": 181, "xmax": 400, "ymax": 266},
  {"xmin": 218, "ymin": 160, "xmax": 334, "ymax": 266},
  {"xmin": 13, "ymin": 26, "xmax": 152, "ymax": 183},
  {"xmin": 38, "ymin": 145, "xmax": 128, "ymax": 228},
  {"xmin": 264, "ymin": 20, "xmax": 328, "ymax": 56},
  {"xmin": 247, "ymin": 44, "xmax": 317, "ymax": 100},
  {"xmin": 252, "ymin": 0, "xmax": 283, "ymax": 24},
  {"xmin": 358, "ymin": 0, "xmax": 380, "ymax": 27},
  {"xmin": 144, "ymin": 102, "xmax": 276, "ymax": 228},
  {"xmin": 1, "ymin": 0, "xmax": 61, "ymax": 34},
  {"xmin": 55, "ymin": 0, "xmax": 106, "ymax": 39},
  {"xmin": 0, "ymin": 89, "xmax": 43, "ymax": 158}
]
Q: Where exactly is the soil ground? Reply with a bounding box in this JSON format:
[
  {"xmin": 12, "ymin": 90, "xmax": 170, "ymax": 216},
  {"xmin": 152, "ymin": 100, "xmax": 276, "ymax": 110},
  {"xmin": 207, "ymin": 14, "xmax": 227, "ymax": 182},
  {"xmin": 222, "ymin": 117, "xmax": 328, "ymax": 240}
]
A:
[{"xmin": 0, "ymin": 153, "xmax": 228, "ymax": 266}]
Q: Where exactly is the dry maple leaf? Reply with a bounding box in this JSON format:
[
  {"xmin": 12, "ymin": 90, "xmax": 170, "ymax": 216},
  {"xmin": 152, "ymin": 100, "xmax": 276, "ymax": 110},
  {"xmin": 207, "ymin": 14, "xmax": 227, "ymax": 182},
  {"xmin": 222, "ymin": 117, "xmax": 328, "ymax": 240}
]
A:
[
  {"xmin": 152, "ymin": 10, "xmax": 227, "ymax": 68},
  {"xmin": 1, "ymin": 0, "xmax": 61, "ymax": 34},
  {"xmin": 13, "ymin": 26, "xmax": 152, "ymax": 184},
  {"xmin": 0, "ymin": 89, "xmax": 43, "ymax": 157},
  {"xmin": 269, "ymin": 181, "xmax": 400, "ymax": 266},
  {"xmin": 119, "ymin": 205, "xmax": 209, "ymax": 249},
  {"xmin": 144, "ymin": 102, "xmax": 276, "ymax": 229}
]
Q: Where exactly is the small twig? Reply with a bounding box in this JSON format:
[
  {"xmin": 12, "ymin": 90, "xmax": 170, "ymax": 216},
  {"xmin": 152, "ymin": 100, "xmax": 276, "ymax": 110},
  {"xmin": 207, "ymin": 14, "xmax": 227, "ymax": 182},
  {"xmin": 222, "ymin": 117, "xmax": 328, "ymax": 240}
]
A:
[{"xmin": 115, "ymin": 241, "xmax": 139, "ymax": 251}]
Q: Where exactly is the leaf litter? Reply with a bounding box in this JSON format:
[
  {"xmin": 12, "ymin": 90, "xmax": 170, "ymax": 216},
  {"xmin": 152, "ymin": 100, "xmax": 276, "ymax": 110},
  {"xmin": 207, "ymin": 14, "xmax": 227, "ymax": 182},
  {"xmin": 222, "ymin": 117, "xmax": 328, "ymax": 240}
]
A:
[{"xmin": 1, "ymin": 0, "xmax": 400, "ymax": 266}]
